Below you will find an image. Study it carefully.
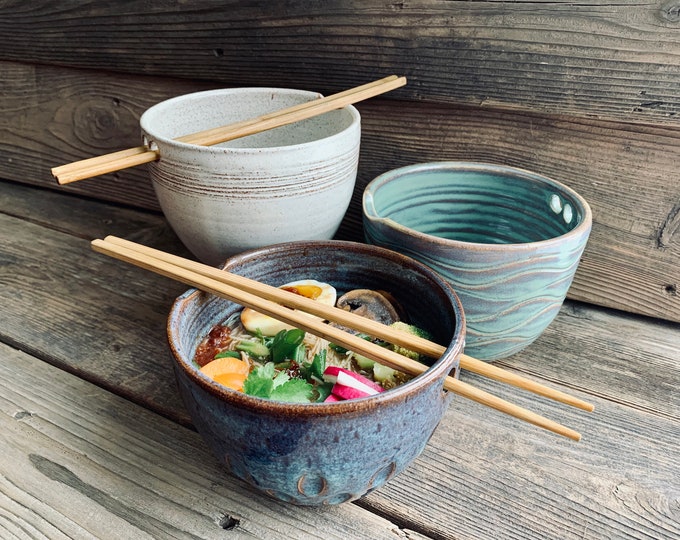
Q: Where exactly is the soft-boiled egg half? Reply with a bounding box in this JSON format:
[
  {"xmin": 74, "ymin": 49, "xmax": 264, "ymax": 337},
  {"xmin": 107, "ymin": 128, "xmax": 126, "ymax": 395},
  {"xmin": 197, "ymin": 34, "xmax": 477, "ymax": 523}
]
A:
[{"xmin": 240, "ymin": 279, "xmax": 337, "ymax": 336}]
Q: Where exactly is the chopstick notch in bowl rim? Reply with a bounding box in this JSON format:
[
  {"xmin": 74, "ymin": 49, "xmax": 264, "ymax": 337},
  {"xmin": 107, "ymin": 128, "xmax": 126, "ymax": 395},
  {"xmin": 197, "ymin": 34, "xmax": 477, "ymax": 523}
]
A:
[{"xmin": 91, "ymin": 236, "xmax": 592, "ymax": 441}]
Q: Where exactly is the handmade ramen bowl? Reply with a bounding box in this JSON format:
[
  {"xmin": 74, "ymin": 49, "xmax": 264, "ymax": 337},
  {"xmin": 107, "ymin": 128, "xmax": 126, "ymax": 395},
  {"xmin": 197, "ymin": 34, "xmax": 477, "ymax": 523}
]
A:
[
  {"xmin": 363, "ymin": 162, "xmax": 592, "ymax": 361},
  {"xmin": 167, "ymin": 240, "xmax": 465, "ymax": 505},
  {"xmin": 140, "ymin": 88, "xmax": 360, "ymax": 266}
]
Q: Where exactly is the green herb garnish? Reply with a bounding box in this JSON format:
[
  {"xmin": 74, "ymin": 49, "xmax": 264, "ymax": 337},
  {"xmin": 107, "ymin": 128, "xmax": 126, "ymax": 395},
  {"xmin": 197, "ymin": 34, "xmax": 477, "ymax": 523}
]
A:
[
  {"xmin": 243, "ymin": 362, "xmax": 315, "ymax": 403},
  {"xmin": 270, "ymin": 378, "xmax": 315, "ymax": 403},
  {"xmin": 270, "ymin": 329, "xmax": 306, "ymax": 363},
  {"xmin": 300, "ymin": 350, "xmax": 327, "ymax": 383}
]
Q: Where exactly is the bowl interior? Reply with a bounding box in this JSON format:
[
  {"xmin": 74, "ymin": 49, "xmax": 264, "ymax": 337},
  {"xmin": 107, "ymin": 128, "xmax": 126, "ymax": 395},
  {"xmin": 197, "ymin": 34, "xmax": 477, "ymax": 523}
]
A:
[
  {"xmin": 170, "ymin": 241, "xmax": 465, "ymax": 412},
  {"xmin": 366, "ymin": 163, "xmax": 588, "ymax": 245},
  {"xmin": 141, "ymin": 88, "xmax": 357, "ymax": 150}
]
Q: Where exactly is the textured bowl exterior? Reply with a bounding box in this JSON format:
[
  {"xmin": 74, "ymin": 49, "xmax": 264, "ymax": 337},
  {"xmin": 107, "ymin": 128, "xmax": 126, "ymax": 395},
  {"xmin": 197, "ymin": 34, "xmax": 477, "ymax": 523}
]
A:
[
  {"xmin": 363, "ymin": 162, "xmax": 592, "ymax": 361},
  {"xmin": 141, "ymin": 88, "xmax": 361, "ymax": 266},
  {"xmin": 167, "ymin": 241, "xmax": 465, "ymax": 505}
]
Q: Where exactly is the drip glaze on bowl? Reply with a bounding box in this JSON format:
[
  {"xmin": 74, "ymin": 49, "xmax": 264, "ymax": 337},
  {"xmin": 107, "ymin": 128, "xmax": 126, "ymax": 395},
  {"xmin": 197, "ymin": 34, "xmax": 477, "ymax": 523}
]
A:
[{"xmin": 167, "ymin": 240, "xmax": 465, "ymax": 505}]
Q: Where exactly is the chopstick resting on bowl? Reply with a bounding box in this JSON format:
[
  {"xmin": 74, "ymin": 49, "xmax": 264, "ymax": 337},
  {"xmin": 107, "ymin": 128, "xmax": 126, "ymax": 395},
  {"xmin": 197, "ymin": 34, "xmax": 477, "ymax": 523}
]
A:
[
  {"xmin": 52, "ymin": 75, "xmax": 407, "ymax": 185},
  {"xmin": 91, "ymin": 236, "xmax": 593, "ymax": 441},
  {"xmin": 100, "ymin": 235, "xmax": 594, "ymax": 412}
]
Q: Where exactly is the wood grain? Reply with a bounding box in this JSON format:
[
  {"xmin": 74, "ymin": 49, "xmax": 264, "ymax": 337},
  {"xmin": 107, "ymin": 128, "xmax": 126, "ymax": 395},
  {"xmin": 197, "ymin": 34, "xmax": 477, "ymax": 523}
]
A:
[
  {"xmin": 365, "ymin": 381, "xmax": 680, "ymax": 540},
  {"xmin": 0, "ymin": 1, "xmax": 678, "ymax": 123},
  {"xmin": 498, "ymin": 302, "xmax": 680, "ymax": 420},
  {"xmin": 0, "ymin": 60, "xmax": 217, "ymax": 208},
  {"xmin": 0, "ymin": 183, "xmax": 192, "ymax": 425},
  {"xmin": 0, "ymin": 345, "xmax": 407, "ymax": 539}
]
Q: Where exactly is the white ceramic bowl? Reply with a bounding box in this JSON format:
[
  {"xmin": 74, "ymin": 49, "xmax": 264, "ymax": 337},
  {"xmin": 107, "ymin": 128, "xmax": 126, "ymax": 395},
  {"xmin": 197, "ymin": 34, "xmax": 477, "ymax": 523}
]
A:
[{"xmin": 140, "ymin": 88, "xmax": 361, "ymax": 265}]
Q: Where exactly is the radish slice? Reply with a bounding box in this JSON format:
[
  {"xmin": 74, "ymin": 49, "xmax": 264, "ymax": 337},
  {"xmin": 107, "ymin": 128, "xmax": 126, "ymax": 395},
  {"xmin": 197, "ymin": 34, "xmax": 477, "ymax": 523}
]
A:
[
  {"xmin": 324, "ymin": 393, "xmax": 341, "ymax": 402},
  {"xmin": 331, "ymin": 383, "xmax": 371, "ymax": 400},
  {"xmin": 323, "ymin": 366, "xmax": 384, "ymax": 399}
]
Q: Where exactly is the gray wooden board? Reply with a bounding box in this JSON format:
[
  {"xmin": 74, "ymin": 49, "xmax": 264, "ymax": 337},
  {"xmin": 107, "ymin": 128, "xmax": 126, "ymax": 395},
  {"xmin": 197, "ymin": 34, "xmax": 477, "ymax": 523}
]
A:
[
  {"xmin": 0, "ymin": 180, "xmax": 678, "ymax": 538},
  {"xmin": 0, "ymin": 2, "xmax": 678, "ymax": 123},
  {"xmin": 363, "ymin": 371, "xmax": 680, "ymax": 539},
  {"xmin": 0, "ymin": 183, "xmax": 192, "ymax": 425},
  {"xmin": 498, "ymin": 303, "xmax": 680, "ymax": 420},
  {"xmin": 0, "ymin": 344, "xmax": 408, "ymax": 539}
]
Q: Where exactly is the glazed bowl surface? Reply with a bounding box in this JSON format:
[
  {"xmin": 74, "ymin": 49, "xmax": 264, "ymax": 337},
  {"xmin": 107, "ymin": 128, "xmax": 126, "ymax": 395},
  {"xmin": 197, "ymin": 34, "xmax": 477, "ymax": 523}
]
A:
[
  {"xmin": 363, "ymin": 162, "xmax": 592, "ymax": 361},
  {"xmin": 167, "ymin": 240, "xmax": 465, "ymax": 505},
  {"xmin": 140, "ymin": 87, "xmax": 360, "ymax": 266}
]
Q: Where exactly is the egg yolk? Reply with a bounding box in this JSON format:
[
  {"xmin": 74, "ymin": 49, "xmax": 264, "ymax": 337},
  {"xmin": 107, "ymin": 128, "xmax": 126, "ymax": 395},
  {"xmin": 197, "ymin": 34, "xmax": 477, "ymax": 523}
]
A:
[{"xmin": 281, "ymin": 284, "xmax": 323, "ymax": 300}]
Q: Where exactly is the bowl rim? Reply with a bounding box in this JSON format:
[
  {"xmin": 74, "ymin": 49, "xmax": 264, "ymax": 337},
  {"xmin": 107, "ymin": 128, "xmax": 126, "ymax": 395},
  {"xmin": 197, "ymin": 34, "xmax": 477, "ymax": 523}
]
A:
[
  {"xmin": 167, "ymin": 240, "xmax": 465, "ymax": 418},
  {"xmin": 140, "ymin": 87, "xmax": 361, "ymax": 154},
  {"xmin": 363, "ymin": 161, "xmax": 593, "ymax": 251}
]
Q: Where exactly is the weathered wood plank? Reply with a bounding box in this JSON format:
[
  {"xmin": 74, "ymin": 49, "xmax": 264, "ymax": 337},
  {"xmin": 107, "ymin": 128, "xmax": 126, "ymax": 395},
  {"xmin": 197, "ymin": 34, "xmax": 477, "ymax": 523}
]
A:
[
  {"xmin": 363, "ymin": 376, "xmax": 680, "ymax": 540},
  {"xmin": 0, "ymin": 60, "xmax": 217, "ymax": 209},
  {"xmin": 0, "ymin": 345, "xmax": 408, "ymax": 539},
  {"xmin": 498, "ymin": 302, "xmax": 680, "ymax": 421},
  {"xmin": 0, "ymin": 1, "xmax": 678, "ymax": 123},
  {"xmin": 0, "ymin": 178, "xmax": 191, "ymax": 258},
  {"xmin": 0, "ymin": 183, "xmax": 192, "ymax": 425},
  {"xmin": 362, "ymin": 293, "xmax": 680, "ymax": 539},
  {"xmin": 2, "ymin": 60, "xmax": 679, "ymax": 322}
]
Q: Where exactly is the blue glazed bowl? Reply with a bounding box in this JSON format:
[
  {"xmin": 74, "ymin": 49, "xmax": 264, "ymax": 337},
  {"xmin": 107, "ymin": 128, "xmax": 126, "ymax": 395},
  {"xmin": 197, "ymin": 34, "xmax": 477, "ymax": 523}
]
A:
[
  {"xmin": 363, "ymin": 162, "xmax": 592, "ymax": 361},
  {"xmin": 167, "ymin": 240, "xmax": 465, "ymax": 505}
]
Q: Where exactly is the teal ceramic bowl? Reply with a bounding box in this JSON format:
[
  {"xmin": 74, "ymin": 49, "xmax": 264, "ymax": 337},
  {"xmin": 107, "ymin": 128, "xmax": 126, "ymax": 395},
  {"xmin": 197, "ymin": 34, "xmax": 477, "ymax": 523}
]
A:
[
  {"xmin": 363, "ymin": 162, "xmax": 592, "ymax": 361},
  {"xmin": 167, "ymin": 240, "xmax": 465, "ymax": 505}
]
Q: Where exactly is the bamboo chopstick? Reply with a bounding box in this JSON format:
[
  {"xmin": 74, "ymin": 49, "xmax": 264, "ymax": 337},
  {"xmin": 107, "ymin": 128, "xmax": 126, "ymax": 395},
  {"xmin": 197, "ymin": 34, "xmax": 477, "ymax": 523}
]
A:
[
  {"xmin": 91, "ymin": 237, "xmax": 585, "ymax": 441},
  {"xmin": 101, "ymin": 235, "xmax": 595, "ymax": 413},
  {"xmin": 53, "ymin": 75, "xmax": 406, "ymax": 185}
]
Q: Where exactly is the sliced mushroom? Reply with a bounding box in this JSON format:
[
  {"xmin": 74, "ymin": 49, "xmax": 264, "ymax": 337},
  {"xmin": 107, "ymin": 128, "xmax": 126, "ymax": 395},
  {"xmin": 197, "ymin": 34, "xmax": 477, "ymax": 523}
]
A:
[
  {"xmin": 374, "ymin": 289, "xmax": 408, "ymax": 322},
  {"xmin": 335, "ymin": 289, "xmax": 401, "ymax": 329}
]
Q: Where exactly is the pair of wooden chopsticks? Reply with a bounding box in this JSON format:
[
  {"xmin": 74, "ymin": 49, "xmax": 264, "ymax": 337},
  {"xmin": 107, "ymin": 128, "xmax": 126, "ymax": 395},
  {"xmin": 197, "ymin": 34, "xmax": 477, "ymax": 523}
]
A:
[
  {"xmin": 91, "ymin": 236, "xmax": 594, "ymax": 441},
  {"xmin": 52, "ymin": 75, "xmax": 407, "ymax": 185}
]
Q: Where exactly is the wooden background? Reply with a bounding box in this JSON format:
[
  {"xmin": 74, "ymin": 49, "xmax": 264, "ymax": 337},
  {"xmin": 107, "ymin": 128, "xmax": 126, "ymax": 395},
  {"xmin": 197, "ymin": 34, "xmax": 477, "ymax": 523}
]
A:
[{"xmin": 1, "ymin": 0, "xmax": 679, "ymax": 322}]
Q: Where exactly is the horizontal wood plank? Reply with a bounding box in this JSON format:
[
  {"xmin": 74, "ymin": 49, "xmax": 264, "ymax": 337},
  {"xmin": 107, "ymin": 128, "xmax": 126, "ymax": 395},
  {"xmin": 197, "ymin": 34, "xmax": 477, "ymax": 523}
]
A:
[
  {"xmin": 0, "ymin": 345, "xmax": 407, "ymax": 539},
  {"xmin": 498, "ymin": 303, "xmax": 680, "ymax": 421},
  {"xmin": 0, "ymin": 60, "xmax": 217, "ymax": 209},
  {"xmin": 0, "ymin": 183, "xmax": 192, "ymax": 425},
  {"xmin": 364, "ymin": 374, "xmax": 680, "ymax": 540},
  {"xmin": 0, "ymin": 1, "xmax": 679, "ymax": 123}
]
